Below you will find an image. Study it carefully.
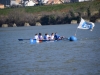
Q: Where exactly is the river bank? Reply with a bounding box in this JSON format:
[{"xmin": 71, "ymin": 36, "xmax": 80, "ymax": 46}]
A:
[
  {"xmin": 1, "ymin": 19, "xmax": 100, "ymax": 28},
  {"xmin": 0, "ymin": 0, "xmax": 100, "ymax": 27}
]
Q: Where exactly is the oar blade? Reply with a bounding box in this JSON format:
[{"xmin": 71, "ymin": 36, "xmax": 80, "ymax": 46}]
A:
[
  {"xmin": 18, "ymin": 39, "xmax": 30, "ymax": 41},
  {"xmin": 18, "ymin": 39, "xmax": 23, "ymax": 41}
]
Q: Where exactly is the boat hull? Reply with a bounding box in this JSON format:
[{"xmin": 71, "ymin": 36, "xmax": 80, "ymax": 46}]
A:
[{"xmin": 30, "ymin": 39, "xmax": 56, "ymax": 44}]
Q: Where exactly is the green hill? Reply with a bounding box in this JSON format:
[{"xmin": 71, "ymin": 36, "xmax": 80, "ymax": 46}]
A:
[
  {"xmin": 0, "ymin": 0, "xmax": 100, "ymax": 27},
  {"xmin": 0, "ymin": 1, "xmax": 100, "ymax": 15}
]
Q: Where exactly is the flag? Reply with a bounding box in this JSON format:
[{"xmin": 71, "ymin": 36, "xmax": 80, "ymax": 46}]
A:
[{"xmin": 77, "ymin": 18, "xmax": 95, "ymax": 31}]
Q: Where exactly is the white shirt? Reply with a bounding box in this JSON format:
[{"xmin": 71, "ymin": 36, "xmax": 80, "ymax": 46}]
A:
[
  {"xmin": 50, "ymin": 35, "xmax": 54, "ymax": 40},
  {"xmin": 34, "ymin": 35, "xmax": 39, "ymax": 40},
  {"xmin": 45, "ymin": 34, "xmax": 50, "ymax": 40},
  {"xmin": 38, "ymin": 35, "xmax": 43, "ymax": 40}
]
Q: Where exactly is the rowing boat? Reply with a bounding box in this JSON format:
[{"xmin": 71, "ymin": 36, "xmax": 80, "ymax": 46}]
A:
[
  {"xmin": 18, "ymin": 38, "xmax": 65, "ymax": 44},
  {"xmin": 30, "ymin": 39, "xmax": 59, "ymax": 44},
  {"xmin": 18, "ymin": 36, "xmax": 77, "ymax": 44}
]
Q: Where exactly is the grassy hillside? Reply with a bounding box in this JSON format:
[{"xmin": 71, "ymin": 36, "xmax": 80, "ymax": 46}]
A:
[
  {"xmin": 0, "ymin": 0, "xmax": 100, "ymax": 27},
  {"xmin": 0, "ymin": 1, "xmax": 100, "ymax": 15}
]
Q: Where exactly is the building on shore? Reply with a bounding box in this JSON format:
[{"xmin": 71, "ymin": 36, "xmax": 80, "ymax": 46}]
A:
[
  {"xmin": 42, "ymin": 0, "xmax": 64, "ymax": 5},
  {"xmin": 70, "ymin": 0, "xmax": 92, "ymax": 2},
  {"xmin": 11, "ymin": 0, "xmax": 21, "ymax": 6},
  {"xmin": 79, "ymin": 0, "xmax": 92, "ymax": 2},
  {"xmin": 24, "ymin": 0, "xmax": 36, "ymax": 6},
  {"xmin": 0, "ymin": 0, "xmax": 93, "ymax": 7},
  {"xmin": 0, "ymin": 4, "xmax": 4, "ymax": 9}
]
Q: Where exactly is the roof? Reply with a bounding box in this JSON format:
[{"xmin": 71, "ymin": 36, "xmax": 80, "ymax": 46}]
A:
[{"xmin": 47, "ymin": 0, "xmax": 64, "ymax": 4}]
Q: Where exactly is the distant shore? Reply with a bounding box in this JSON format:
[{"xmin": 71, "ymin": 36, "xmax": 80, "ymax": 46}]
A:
[
  {"xmin": 1, "ymin": 20, "xmax": 100, "ymax": 28},
  {"xmin": 0, "ymin": 1, "xmax": 100, "ymax": 27}
]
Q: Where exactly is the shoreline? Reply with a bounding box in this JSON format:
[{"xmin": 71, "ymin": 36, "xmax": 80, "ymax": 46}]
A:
[
  {"xmin": 1, "ymin": 21, "xmax": 100, "ymax": 28},
  {"xmin": 0, "ymin": 1, "xmax": 100, "ymax": 28}
]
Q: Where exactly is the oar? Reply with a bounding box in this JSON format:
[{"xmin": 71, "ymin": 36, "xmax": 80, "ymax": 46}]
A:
[
  {"xmin": 18, "ymin": 37, "xmax": 68, "ymax": 41},
  {"xmin": 18, "ymin": 39, "xmax": 30, "ymax": 41}
]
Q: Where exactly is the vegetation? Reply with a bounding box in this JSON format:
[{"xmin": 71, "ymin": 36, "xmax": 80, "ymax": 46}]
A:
[{"xmin": 0, "ymin": 0, "xmax": 100, "ymax": 27}]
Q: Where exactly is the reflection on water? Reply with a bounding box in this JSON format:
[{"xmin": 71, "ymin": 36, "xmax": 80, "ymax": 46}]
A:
[{"xmin": 0, "ymin": 23, "xmax": 100, "ymax": 75}]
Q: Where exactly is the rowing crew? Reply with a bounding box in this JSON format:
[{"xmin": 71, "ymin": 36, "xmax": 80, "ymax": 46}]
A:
[{"xmin": 34, "ymin": 33, "xmax": 64, "ymax": 40}]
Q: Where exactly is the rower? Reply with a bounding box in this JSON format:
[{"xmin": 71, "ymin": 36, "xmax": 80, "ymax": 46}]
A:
[
  {"xmin": 34, "ymin": 34, "xmax": 39, "ymax": 40},
  {"xmin": 54, "ymin": 33, "xmax": 64, "ymax": 40},
  {"xmin": 50, "ymin": 33, "xmax": 54, "ymax": 40},
  {"xmin": 38, "ymin": 33, "xmax": 43, "ymax": 40},
  {"xmin": 54, "ymin": 33, "xmax": 60, "ymax": 40},
  {"xmin": 44, "ymin": 33, "xmax": 50, "ymax": 40}
]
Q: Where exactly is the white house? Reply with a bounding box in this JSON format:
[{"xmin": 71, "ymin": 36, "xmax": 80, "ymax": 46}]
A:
[
  {"xmin": 24, "ymin": 0, "xmax": 35, "ymax": 6},
  {"xmin": 42, "ymin": 0, "xmax": 49, "ymax": 4},
  {"xmin": 78, "ymin": 0, "xmax": 90, "ymax": 2},
  {"xmin": 11, "ymin": 1, "xmax": 19, "ymax": 6},
  {"xmin": 0, "ymin": 4, "xmax": 4, "ymax": 9}
]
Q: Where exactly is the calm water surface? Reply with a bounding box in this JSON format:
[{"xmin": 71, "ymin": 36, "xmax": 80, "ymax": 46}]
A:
[{"xmin": 0, "ymin": 23, "xmax": 100, "ymax": 75}]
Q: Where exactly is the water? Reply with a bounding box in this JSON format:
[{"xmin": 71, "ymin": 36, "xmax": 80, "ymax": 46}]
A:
[{"xmin": 0, "ymin": 23, "xmax": 100, "ymax": 75}]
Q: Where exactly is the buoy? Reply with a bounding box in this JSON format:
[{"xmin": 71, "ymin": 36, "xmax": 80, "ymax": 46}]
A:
[
  {"xmin": 68, "ymin": 36, "xmax": 77, "ymax": 41},
  {"xmin": 30, "ymin": 39, "xmax": 36, "ymax": 44}
]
